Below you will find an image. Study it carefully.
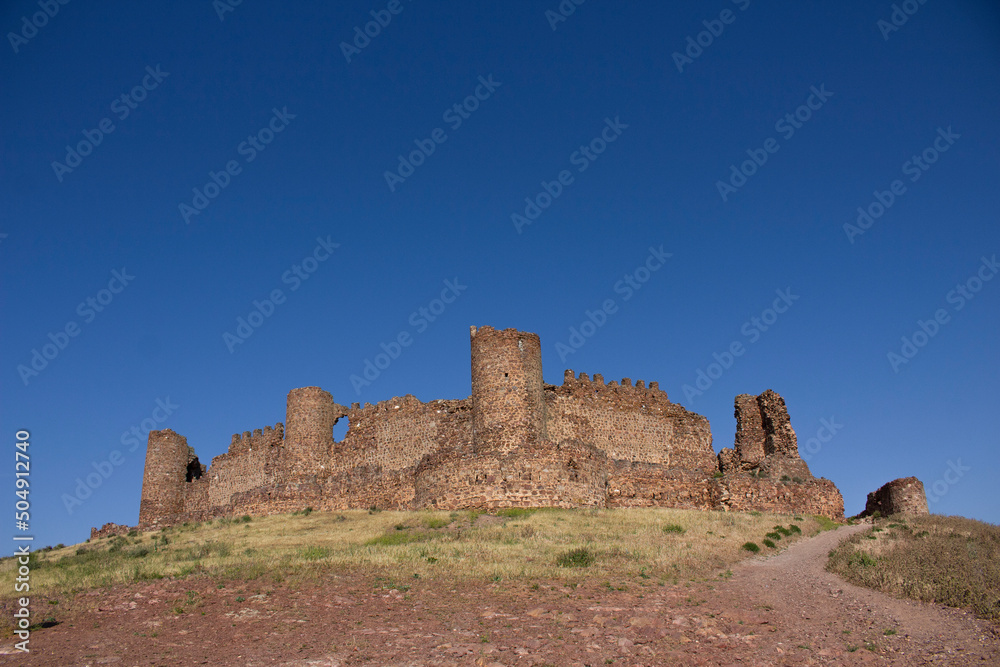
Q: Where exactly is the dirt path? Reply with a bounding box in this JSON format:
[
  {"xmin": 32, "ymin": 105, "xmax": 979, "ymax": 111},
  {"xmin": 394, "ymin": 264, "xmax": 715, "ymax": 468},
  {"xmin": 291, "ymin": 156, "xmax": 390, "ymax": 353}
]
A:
[
  {"xmin": 3, "ymin": 525, "xmax": 998, "ymax": 665},
  {"xmin": 702, "ymin": 523, "xmax": 1000, "ymax": 665}
]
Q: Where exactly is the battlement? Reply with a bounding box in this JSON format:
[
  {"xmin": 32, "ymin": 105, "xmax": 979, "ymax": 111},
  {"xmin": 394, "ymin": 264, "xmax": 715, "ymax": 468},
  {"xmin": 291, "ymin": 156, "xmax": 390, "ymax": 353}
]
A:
[
  {"xmin": 226, "ymin": 423, "xmax": 284, "ymax": 457},
  {"xmin": 135, "ymin": 324, "xmax": 843, "ymax": 527},
  {"xmin": 556, "ymin": 369, "xmax": 669, "ymax": 404}
]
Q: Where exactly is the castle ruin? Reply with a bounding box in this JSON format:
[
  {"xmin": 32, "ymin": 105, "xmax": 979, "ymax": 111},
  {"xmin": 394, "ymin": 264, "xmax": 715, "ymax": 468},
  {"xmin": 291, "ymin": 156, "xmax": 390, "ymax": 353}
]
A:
[{"xmin": 137, "ymin": 325, "xmax": 844, "ymax": 528}]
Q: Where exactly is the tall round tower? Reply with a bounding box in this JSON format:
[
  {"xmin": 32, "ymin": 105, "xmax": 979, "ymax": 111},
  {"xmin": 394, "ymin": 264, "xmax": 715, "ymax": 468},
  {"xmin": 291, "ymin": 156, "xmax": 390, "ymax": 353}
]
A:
[
  {"xmin": 139, "ymin": 429, "xmax": 191, "ymax": 527},
  {"xmin": 285, "ymin": 386, "xmax": 336, "ymax": 477},
  {"xmin": 470, "ymin": 325, "xmax": 547, "ymax": 455}
]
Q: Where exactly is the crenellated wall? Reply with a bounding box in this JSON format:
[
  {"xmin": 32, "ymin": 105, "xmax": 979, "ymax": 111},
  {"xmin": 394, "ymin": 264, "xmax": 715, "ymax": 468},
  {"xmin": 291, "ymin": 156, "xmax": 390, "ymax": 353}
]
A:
[
  {"xmin": 134, "ymin": 324, "xmax": 845, "ymax": 529},
  {"xmin": 546, "ymin": 369, "xmax": 716, "ymax": 472}
]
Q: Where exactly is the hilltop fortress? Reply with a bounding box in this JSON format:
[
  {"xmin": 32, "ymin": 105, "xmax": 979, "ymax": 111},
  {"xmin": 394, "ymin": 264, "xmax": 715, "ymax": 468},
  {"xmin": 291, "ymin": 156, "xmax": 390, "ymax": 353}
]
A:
[{"xmin": 137, "ymin": 325, "xmax": 843, "ymax": 528}]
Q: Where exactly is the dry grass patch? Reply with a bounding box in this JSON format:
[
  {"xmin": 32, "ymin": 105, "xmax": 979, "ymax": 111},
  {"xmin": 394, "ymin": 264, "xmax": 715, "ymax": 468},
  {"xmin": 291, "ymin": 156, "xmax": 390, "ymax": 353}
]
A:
[
  {"xmin": 0, "ymin": 508, "xmax": 827, "ymax": 601},
  {"xmin": 827, "ymin": 514, "xmax": 1000, "ymax": 622}
]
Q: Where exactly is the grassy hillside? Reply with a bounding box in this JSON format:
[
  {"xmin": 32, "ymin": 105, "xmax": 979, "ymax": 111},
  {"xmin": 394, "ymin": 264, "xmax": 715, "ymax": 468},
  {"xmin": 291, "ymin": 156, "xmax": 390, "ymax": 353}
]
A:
[
  {"xmin": 2, "ymin": 507, "xmax": 825, "ymax": 600},
  {"xmin": 828, "ymin": 514, "xmax": 1000, "ymax": 622}
]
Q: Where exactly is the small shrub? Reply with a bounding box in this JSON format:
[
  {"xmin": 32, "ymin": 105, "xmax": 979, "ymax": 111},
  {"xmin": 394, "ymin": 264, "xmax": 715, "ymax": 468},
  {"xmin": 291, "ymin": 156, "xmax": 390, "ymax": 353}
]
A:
[
  {"xmin": 762, "ymin": 539, "xmax": 777, "ymax": 549},
  {"xmin": 780, "ymin": 475, "xmax": 791, "ymax": 482},
  {"xmin": 662, "ymin": 524, "xmax": 685, "ymax": 534},
  {"xmin": 792, "ymin": 476, "xmax": 804, "ymax": 483},
  {"xmin": 241, "ymin": 515, "xmax": 252, "ymax": 523},
  {"xmin": 814, "ymin": 515, "xmax": 838, "ymax": 531},
  {"xmin": 496, "ymin": 507, "xmax": 536, "ymax": 519},
  {"xmin": 741, "ymin": 542, "xmax": 760, "ymax": 553},
  {"xmin": 788, "ymin": 524, "xmax": 802, "ymax": 534},
  {"xmin": 765, "ymin": 532, "xmax": 782, "ymax": 541},
  {"xmin": 301, "ymin": 546, "xmax": 330, "ymax": 561},
  {"xmin": 712, "ymin": 471, "xmax": 723, "ymax": 478},
  {"xmin": 556, "ymin": 547, "xmax": 595, "ymax": 568},
  {"xmin": 849, "ymin": 552, "xmax": 878, "ymax": 568},
  {"xmin": 775, "ymin": 526, "xmax": 792, "ymax": 537}
]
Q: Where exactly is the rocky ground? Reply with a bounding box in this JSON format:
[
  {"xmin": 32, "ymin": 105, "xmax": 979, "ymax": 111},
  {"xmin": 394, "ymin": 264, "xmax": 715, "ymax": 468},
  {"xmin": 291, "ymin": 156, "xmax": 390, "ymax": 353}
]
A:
[{"xmin": 3, "ymin": 524, "xmax": 997, "ymax": 666}]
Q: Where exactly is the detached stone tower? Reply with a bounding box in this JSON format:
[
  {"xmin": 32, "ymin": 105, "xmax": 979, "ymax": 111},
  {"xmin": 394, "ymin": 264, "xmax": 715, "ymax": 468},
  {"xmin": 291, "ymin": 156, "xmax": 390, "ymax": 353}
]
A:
[
  {"xmin": 862, "ymin": 477, "xmax": 929, "ymax": 517},
  {"xmin": 138, "ymin": 429, "xmax": 202, "ymax": 527},
  {"xmin": 470, "ymin": 325, "xmax": 547, "ymax": 455}
]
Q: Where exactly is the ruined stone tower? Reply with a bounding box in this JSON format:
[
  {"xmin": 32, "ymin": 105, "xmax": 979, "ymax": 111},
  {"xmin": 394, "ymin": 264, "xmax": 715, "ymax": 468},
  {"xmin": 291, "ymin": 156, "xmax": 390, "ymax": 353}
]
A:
[
  {"xmin": 284, "ymin": 386, "xmax": 339, "ymax": 477},
  {"xmin": 138, "ymin": 429, "xmax": 201, "ymax": 526},
  {"xmin": 470, "ymin": 325, "xmax": 547, "ymax": 455}
]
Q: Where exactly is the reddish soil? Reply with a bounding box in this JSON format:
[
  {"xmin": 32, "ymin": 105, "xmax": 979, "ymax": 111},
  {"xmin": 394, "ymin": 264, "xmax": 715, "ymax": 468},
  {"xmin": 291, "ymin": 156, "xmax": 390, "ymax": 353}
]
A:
[{"xmin": 3, "ymin": 525, "xmax": 998, "ymax": 665}]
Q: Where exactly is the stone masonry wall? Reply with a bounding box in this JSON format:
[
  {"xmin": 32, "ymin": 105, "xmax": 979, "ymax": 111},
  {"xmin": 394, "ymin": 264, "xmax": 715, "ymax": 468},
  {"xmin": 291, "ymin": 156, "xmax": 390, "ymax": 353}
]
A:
[
  {"xmin": 862, "ymin": 476, "xmax": 929, "ymax": 517},
  {"xmin": 413, "ymin": 439, "xmax": 608, "ymax": 510},
  {"xmin": 546, "ymin": 370, "xmax": 716, "ymax": 472}
]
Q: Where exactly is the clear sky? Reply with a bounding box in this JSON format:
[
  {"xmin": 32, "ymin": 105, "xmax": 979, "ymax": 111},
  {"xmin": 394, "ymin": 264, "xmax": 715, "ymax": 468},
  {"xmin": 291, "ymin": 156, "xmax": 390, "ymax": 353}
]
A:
[{"xmin": 2, "ymin": 0, "xmax": 998, "ymax": 548}]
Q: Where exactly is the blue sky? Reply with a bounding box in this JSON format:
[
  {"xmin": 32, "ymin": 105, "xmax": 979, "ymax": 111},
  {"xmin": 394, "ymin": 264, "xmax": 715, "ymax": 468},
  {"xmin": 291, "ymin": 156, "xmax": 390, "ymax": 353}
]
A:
[{"xmin": 2, "ymin": 0, "xmax": 998, "ymax": 548}]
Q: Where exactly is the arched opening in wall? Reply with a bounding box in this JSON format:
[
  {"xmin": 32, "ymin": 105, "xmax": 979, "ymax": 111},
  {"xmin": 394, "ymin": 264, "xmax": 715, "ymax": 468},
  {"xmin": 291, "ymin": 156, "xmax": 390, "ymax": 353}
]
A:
[{"xmin": 333, "ymin": 416, "xmax": 350, "ymax": 442}]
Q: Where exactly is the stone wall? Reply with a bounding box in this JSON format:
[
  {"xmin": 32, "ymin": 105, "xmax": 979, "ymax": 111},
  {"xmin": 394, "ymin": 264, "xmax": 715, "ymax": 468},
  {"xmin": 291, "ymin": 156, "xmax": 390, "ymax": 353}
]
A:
[
  {"xmin": 546, "ymin": 370, "xmax": 716, "ymax": 472},
  {"xmin": 133, "ymin": 325, "xmax": 846, "ymax": 529},
  {"xmin": 414, "ymin": 438, "xmax": 608, "ymax": 510},
  {"xmin": 89, "ymin": 522, "xmax": 131, "ymax": 540},
  {"xmin": 862, "ymin": 476, "xmax": 929, "ymax": 517},
  {"xmin": 718, "ymin": 390, "xmax": 812, "ymax": 481}
]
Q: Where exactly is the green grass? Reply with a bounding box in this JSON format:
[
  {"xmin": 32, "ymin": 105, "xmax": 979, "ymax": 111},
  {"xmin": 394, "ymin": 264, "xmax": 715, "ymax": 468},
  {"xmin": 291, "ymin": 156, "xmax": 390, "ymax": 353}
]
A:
[
  {"xmin": 813, "ymin": 515, "xmax": 838, "ymax": 531},
  {"xmin": 556, "ymin": 547, "xmax": 596, "ymax": 568}
]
